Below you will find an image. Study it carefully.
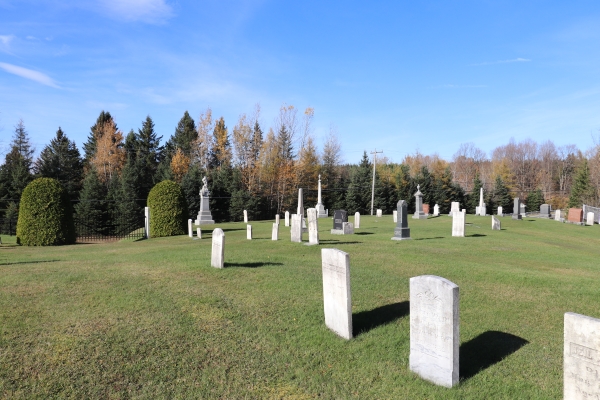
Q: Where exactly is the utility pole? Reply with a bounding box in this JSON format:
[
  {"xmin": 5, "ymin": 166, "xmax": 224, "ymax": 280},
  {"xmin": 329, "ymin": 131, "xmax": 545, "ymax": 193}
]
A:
[{"xmin": 370, "ymin": 149, "xmax": 383, "ymax": 216}]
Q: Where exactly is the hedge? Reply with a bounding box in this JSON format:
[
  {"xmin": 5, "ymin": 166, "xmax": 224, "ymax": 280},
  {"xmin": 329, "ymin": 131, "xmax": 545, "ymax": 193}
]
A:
[
  {"xmin": 16, "ymin": 177, "xmax": 75, "ymax": 246},
  {"xmin": 147, "ymin": 180, "xmax": 187, "ymax": 237}
]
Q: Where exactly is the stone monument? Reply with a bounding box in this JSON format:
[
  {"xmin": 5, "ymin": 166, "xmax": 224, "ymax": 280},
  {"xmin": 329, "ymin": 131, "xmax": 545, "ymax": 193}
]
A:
[
  {"xmin": 423, "ymin": 204, "xmax": 430, "ymax": 215},
  {"xmin": 586, "ymin": 212, "xmax": 595, "ymax": 226},
  {"xmin": 449, "ymin": 202, "xmax": 460, "ymax": 217},
  {"xmin": 392, "ymin": 200, "xmax": 411, "ymax": 240},
  {"xmin": 540, "ymin": 204, "xmax": 551, "ymax": 218},
  {"xmin": 321, "ymin": 248, "xmax": 352, "ymax": 340},
  {"xmin": 196, "ymin": 227, "xmax": 201, "ymax": 239},
  {"xmin": 211, "ymin": 228, "xmax": 225, "ymax": 269},
  {"xmin": 354, "ymin": 212, "xmax": 360, "ymax": 229},
  {"xmin": 376, "ymin": 209, "xmax": 382, "ymax": 217},
  {"xmin": 476, "ymin": 187, "xmax": 486, "ymax": 216},
  {"xmin": 512, "ymin": 198, "xmax": 522, "ymax": 220},
  {"xmin": 331, "ymin": 210, "xmax": 348, "ymax": 235},
  {"xmin": 275, "ymin": 214, "xmax": 280, "ymax": 225},
  {"xmin": 520, "ymin": 203, "xmax": 527, "ymax": 217},
  {"xmin": 307, "ymin": 208, "xmax": 319, "ymax": 245},
  {"xmin": 555, "ymin": 209, "xmax": 562, "ymax": 221},
  {"xmin": 410, "ymin": 275, "xmax": 459, "ymax": 388},
  {"xmin": 196, "ymin": 176, "xmax": 215, "ymax": 225},
  {"xmin": 342, "ymin": 222, "xmax": 354, "ymax": 235},
  {"xmin": 564, "ymin": 312, "xmax": 600, "ymax": 399},
  {"xmin": 315, "ymin": 174, "xmax": 328, "ymax": 218},
  {"xmin": 413, "ymin": 185, "xmax": 427, "ymax": 219},
  {"xmin": 568, "ymin": 208, "xmax": 583, "ymax": 224},
  {"xmin": 492, "ymin": 216, "xmax": 501, "ymax": 230},
  {"xmin": 452, "ymin": 210, "xmax": 465, "ymax": 237},
  {"xmin": 188, "ymin": 219, "xmax": 193, "ymax": 238}
]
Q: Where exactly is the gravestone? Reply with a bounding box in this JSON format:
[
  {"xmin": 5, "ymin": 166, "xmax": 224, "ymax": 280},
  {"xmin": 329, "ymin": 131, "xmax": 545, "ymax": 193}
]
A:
[
  {"xmin": 285, "ymin": 211, "xmax": 290, "ymax": 227},
  {"xmin": 377, "ymin": 209, "xmax": 382, "ymax": 217},
  {"xmin": 291, "ymin": 214, "xmax": 302, "ymax": 242},
  {"xmin": 342, "ymin": 222, "xmax": 354, "ymax": 235},
  {"xmin": 492, "ymin": 216, "xmax": 501, "ymax": 230},
  {"xmin": 247, "ymin": 224, "xmax": 252, "ymax": 240},
  {"xmin": 564, "ymin": 312, "xmax": 600, "ymax": 399},
  {"xmin": 477, "ymin": 187, "xmax": 486, "ymax": 216},
  {"xmin": 354, "ymin": 212, "xmax": 360, "ymax": 229},
  {"xmin": 540, "ymin": 204, "xmax": 551, "ymax": 218},
  {"xmin": 512, "ymin": 198, "xmax": 522, "ymax": 220},
  {"xmin": 568, "ymin": 208, "xmax": 583, "ymax": 224},
  {"xmin": 452, "ymin": 210, "xmax": 465, "ymax": 237},
  {"xmin": 586, "ymin": 212, "xmax": 595, "ymax": 226},
  {"xmin": 520, "ymin": 203, "xmax": 527, "ymax": 217},
  {"xmin": 331, "ymin": 210, "xmax": 348, "ymax": 234},
  {"xmin": 316, "ymin": 174, "xmax": 328, "ymax": 218},
  {"xmin": 297, "ymin": 188, "xmax": 304, "ymax": 219},
  {"xmin": 497, "ymin": 206, "xmax": 503, "ymax": 217},
  {"xmin": 392, "ymin": 200, "xmax": 411, "ymax": 240},
  {"xmin": 211, "ymin": 228, "xmax": 225, "ymax": 269},
  {"xmin": 393, "ymin": 210, "xmax": 398, "ymax": 223},
  {"xmin": 196, "ymin": 176, "xmax": 215, "ymax": 225},
  {"xmin": 276, "ymin": 214, "xmax": 280, "ymax": 225},
  {"xmin": 423, "ymin": 204, "xmax": 430, "ymax": 215},
  {"xmin": 410, "ymin": 275, "xmax": 459, "ymax": 388},
  {"xmin": 188, "ymin": 219, "xmax": 193, "ymax": 238},
  {"xmin": 272, "ymin": 223, "xmax": 279, "ymax": 241},
  {"xmin": 196, "ymin": 227, "xmax": 201, "ymax": 239},
  {"xmin": 321, "ymin": 248, "xmax": 352, "ymax": 340},
  {"xmin": 243, "ymin": 209, "xmax": 248, "ymax": 223},
  {"xmin": 307, "ymin": 208, "xmax": 319, "ymax": 245},
  {"xmin": 555, "ymin": 209, "xmax": 562, "ymax": 221},
  {"xmin": 144, "ymin": 207, "xmax": 150, "ymax": 239},
  {"xmin": 413, "ymin": 185, "xmax": 427, "ymax": 219},
  {"xmin": 433, "ymin": 204, "xmax": 440, "ymax": 217},
  {"xmin": 449, "ymin": 202, "xmax": 460, "ymax": 217}
]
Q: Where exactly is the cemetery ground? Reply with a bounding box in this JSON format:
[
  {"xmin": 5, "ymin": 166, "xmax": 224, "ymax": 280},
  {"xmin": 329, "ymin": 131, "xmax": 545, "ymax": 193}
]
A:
[{"xmin": 0, "ymin": 216, "xmax": 598, "ymax": 398}]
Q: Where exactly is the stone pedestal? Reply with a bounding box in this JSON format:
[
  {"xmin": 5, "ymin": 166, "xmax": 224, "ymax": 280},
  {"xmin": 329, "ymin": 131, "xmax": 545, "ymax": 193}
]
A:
[
  {"xmin": 195, "ymin": 190, "xmax": 215, "ymax": 225},
  {"xmin": 392, "ymin": 200, "xmax": 411, "ymax": 240},
  {"xmin": 413, "ymin": 185, "xmax": 427, "ymax": 219}
]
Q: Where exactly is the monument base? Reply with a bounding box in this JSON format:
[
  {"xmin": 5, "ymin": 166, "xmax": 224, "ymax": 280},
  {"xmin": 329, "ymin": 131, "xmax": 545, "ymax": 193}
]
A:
[
  {"xmin": 511, "ymin": 215, "xmax": 522, "ymax": 220},
  {"xmin": 316, "ymin": 204, "xmax": 328, "ymax": 218},
  {"xmin": 412, "ymin": 212, "xmax": 427, "ymax": 220},
  {"xmin": 330, "ymin": 229, "xmax": 345, "ymax": 235},
  {"xmin": 392, "ymin": 227, "xmax": 411, "ymax": 240}
]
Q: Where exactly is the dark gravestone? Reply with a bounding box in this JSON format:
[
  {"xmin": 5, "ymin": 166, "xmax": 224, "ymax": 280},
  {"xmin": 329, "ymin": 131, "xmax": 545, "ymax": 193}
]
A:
[
  {"xmin": 512, "ymin": 197, "xmax": 522, "ymax": 220},
  {"xmin": 392, "ymin": 200, "xmax": 411, "ymax": 240},
  {"xmin": 333, "ymin": 210, "xmax": 348, "ymax": 230}
]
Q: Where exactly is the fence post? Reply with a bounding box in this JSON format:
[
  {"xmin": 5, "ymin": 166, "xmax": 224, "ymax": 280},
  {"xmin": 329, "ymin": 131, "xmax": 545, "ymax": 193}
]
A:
[{"xmin": 145, "ymin": 207, "xmax": 150, "ymax": 239}]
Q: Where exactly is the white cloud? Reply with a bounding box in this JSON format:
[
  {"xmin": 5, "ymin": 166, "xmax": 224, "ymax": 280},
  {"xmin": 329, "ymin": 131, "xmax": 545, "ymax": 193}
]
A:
[
  {"xmin": 98, "ymin": 0, "xmax": 174, "ymax": 24},
  {"xmin": 0, "ymin": 34, "xmax": 15, "ymax": 52},
  {"xmin": 0, "ymin": 62, "xmax": 60, "ymax": 88},
  {"xmin": 471, "ymin": 58, "xmax": 531, "ymax": 66}
]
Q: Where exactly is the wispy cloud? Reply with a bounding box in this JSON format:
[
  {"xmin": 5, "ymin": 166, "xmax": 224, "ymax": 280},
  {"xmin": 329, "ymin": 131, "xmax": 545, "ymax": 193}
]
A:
[
  {"xmin": 0, "ymin": 62, "xmax": 60, "ymax": 88},
  {"xmin": 0, "ymin": 34, "xmax": 15, "ymax": 53},
  {"xmin": 471, "ymin": 58, "xmax": 531, "ymax": 66},
  {"xmin": 440, "ymin": 84, "xmax": 487, "ymax": 88},
  {"xmin": 98, "ymin": 0, "xmax": 174, "ymax": 24}
]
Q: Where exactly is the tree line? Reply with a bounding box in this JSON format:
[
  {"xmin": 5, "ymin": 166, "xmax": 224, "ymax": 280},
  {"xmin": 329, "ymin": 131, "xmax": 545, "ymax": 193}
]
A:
[{"xmin": 1, "ymin": 105, "xmax": 598, "ymax": 233}]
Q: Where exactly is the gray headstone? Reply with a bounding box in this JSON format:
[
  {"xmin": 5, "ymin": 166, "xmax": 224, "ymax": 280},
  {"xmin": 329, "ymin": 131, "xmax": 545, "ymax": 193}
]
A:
[
  {"xmin": 291, "ymin": 214, "xmax": 302, "ymax": 243},
  {"xmin": 410, "ymin": 275, "xmax": 459, "ymax": 388},
  {"xmin": 243, "ymin": 209, "xmax": 248, "ymax": 223},
  {"xmin": 492, "ymin": 216, "xmax": 501, "ymax": 230},
  {"xmin": 321, "ymin": 248, "xmax": 352, "ymax": 340},
  {"xmin": 413, "ymin": 185, "xmax": 427, "ymax": 219},
  {"xmin": 512, "ymin": 198, "xmax": 522, "ymax": 220},
  {"xmin": 333, "ymin": 210, "xmax": 348, "ymax": 230},
  {"xmin": 307, "ymin": 208, "xmax": 319, "ymax": 245},
  {"xmin": 564, "ymin": 312, "xmax": 600, "ymax": 399},
  {"xmin": 272, "ymin": 223, "xmax": 279, "ymax": 241},
  {"xmin": 188, "ymin": 219, "xmax": 193, "ymax": 238},
  {"xmin": 393, "ymin": 210, "xmax": 398, "ymax": 223},
  {"xmin": 285, "ymin": 211, "xmax": 290, "ymax": 227},
  {"xmin": 246, "ymin": 224, "xmax": 252, "ymax": 240},
  {"xmin": 586, "ymin": 212, "xmax": 595, "ymax": 226},
  {"xmin": 540, "ymin": 204, "xmax": 551, "ymax": 218},
  {"xmin": 452, "ymin": 210, "xmax": 465, "ymax": 237},
  {"xmin": 497, "ymin": 206, "xmax": 503, "ymax": 217},
  {"xmin": 196, "ymin": 227, "xmax": 201, "ymax": 239},
  {"xmin": 354, "ymin": 212, "xmax": 360, "ymax": 229},
  {"xmin": 392, "ymin": 200, "xmax": 411, "ymax": 240},
  {"xmin": 342, "ymin": 222, "xmax": 354, "ymax": 235},
  {"xmin": 211, "ymin": 228, "xmax": 225, "ymax": 269}
]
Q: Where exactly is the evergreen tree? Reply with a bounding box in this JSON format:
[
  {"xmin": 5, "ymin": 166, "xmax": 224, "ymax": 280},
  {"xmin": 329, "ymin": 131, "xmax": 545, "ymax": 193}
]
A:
[
  {"xmin": 374, "ymin": 173, "xmax": 396, "ymax": 214},
  {"xmin": 209, "ymin": 117, "xmax": 231, "ymax": 169},
  {"xmin": 277, "ymin": 125, "xmax": 294, "ymax": 161},
  {"xmin": 135, "ymin": 116, "xmax": 163, "ymax": 200},
  {"xmin": 180, "ymin": 163, "xmax": 203, "ymax": 220},
  {"xmin": 0, "ymin": 120, "xmax": 34, "ymax": 206},
  {"xmin": 250, "ymin": 121, "xmax": 263, "ymax": 165},
  {"xmin": 433, "ymin": 167, "xmax": 463, "ymax": 214},
  {"xmin": 83, "ymin": 111, "xmax": 116, "ymax": 163},
  {"xmin": 74, "ymin": 167, "xmax": 106, "ymax": 237},
  {"xmin": 345, "ymin": 152, "xmax": 372, "ymax": 214},
  {"xmin": 526, "ymin": 189, "xmax": 545, "ymax": 212},
  {"xmin": 568, "ymin": 159, "xmax": 594, "ymax": 207},
  {"xmin": 118, "ymin": 156, "xmax": 143, "ymax": 233},
  {"xmin": 395, "ymin": 164, "xmax": 413, "ymax": 211},
  {"xmin": 34, "ymin": 127, "xmax": 83, "ymax": 201},
  {"xmin": 492, "ymin": 175, "xmax": 512, "ymax": 214},
  {"xmin": 467, "ymin": 175, "xmax": 483, "ymax": 214},
  {"xmin": 164, "ymin": 111, "xmax": 197, "ymax": 158},
  {"xmin": 414, "ymin": 166, "xmax": 434, "ymax": 208},
  {"xmin": 209, "ymin": 166, "xmax": 235, "ymax": 222}
]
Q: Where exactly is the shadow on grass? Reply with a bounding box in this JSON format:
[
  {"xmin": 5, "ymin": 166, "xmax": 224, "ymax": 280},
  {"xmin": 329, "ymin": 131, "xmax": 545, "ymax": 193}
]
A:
[
  {"xmin": 0, "ymin": 259, "xmax": 60, "ymax": 266},
  {"xmin": 414, "ymin": 237, "xmax": 444, "ymax": 241},
  {"xmin": 460, "ymin": 331, "xmax": 528, "ymax": 381},
  {"xmin": 224, "ymin": 261, "xmax": 284, "ymax": 268},
  {"xmin": 353, "ymin": 301, "xmax": 409, "ymax": 336},
  {"xmin": 220, "ymin": 228, "xmax": 245, "ymax": 232},
  {"xmin": 468, "ymin": 233, "xmax": 487, "ymax": 237},
  {"xmin": 355, "ymin": 232, "xmax": 374, "ymax": 235}
]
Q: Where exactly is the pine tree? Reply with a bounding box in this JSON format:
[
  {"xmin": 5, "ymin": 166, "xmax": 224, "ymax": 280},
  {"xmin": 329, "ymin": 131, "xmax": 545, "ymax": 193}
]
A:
[
  {"xmin": 135, "ymin": 116, "xmax": 163, "ymax": 199},
  {"xmin": 165, "ymin": 111, "xmax": 197, "ymax": 158},
  {"xmin": 0, "ymin": 119, "xmax": 34, "ymax": 205},
  {"xmin": 74, "ymin": 167, "xmax": 107, "ymax": 237},
  {"xmin": 569, "ymin": 159, "xmax": 594, "ymax": 207},
  {"xmin": 492, "ymin": 175, "xmax": 512, "ymax": 214},
  {"xmin": 118, "ymin": 156, "xmax": 143, "ymax": 234},
  {"xmin": 83, "ymin": 111, "xmax": 117, "ymax": 163},
  {"xmin": 525, "ymin": 189, "xmax": 545, "ymax": 212},
  {"xmin": 34, "ymin": 127, "xmax": 83, "ymax": 200},
  {"xmin": 346, "ymin": 152, "xmax": 372, "ymax": 214},
  {"xmin": 467, "ymin": 175, "xmax": 483, "ymax": 214}
]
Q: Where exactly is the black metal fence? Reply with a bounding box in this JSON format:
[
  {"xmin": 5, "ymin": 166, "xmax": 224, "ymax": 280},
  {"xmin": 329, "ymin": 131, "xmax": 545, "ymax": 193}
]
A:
[{"xmin": 72, "ymin": 200, "xmax": 146, "ymax": 242}]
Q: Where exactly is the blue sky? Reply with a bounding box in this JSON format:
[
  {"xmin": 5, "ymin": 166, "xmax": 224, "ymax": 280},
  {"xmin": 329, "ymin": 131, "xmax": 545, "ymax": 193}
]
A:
[{"xmin": 1, "ymin": 0, "xmax": 600, "ymax": 163}]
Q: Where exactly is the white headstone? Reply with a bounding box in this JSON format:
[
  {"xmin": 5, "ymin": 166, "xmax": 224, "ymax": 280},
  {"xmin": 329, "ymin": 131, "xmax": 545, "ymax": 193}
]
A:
[
  {"xmin": 342, "ymin": 222, "xmax": 354, "ymax": 235},
  {"xmin": 410, "ymin": 275, "xmax": 459, "ymax": 388},
  {"xmin": 307, "ymin": 208, "xmax": 319, "ymax": 245},
  {"xmin": 291, "ymin": 214, "xmax": 302, "ymax": 243},
  {"xmin": 452, "ymin": 210, "xmax": 465, "ymax": 237},
  {"xmin": 188, "ymin": 219, "xmax": 193, "ymax": 238},
  {"xmin": 272, "ymin": 223, "xmax": 279, "ymax": 241},
  {"xmin": 144, "ymin": 207, "xmax": 150, "ymax": 239},
  {"xmin": 393, "ymin": 210, "xmax": 398, "ymax": 223},
  {"xmin": 586, "ymin": 212, "xmax": 594, "ymax": 226},
  {"xmin": 377, "ymin": 209, "xmax": 382, "ymax": 217},
  {"xmin": 555, "ymin": 209, "xmax": 562, "ymax": 221},
  {"xmin": 450, "ymin": 202, "xmax": 460, "ymax": 217},
  {"xmin": 492, "ymin": 216, "xmax": 501, "ymax": 230},
  {"xmin": 564, "ymin": 312, "xmax": 600, "ymax": 399},
  {"xmin": 433, "ymin": 204, "xmax": 439, "ymax": 217},
  {"xmin": 211, "ymin": 228, "xmax": 225, "ymax": 269},
  {"xmin": 243, "ymin": 209, "xmax": 248, "ymax": 223},
  {"xmin": 321, "ymin": 248, "xmax": 352, "ymax": 340},
  {"xmin": 196, "ymin": 227, "xmax": 201, "ymax": 239},
  {"xmin": 354, "ymin": 212, "xmax": 360, "ymax": 229},
  {"xmin": 276, "ymin": 214, "xmax": 280, "ymax": 225},
  {"xmin": 246, "ymin": 224, "xmax": 252, "ymax": 240},
  {"xmin": 285, "ymin": 211, "xmax": 290, "ymax": 227},
  {"xmin": 297, "ymin": 188, "xmax": 304, "ymax": 218},
  {"xmin": 497, "ymin": 206, "xmax": 503, "ymax": 217}
]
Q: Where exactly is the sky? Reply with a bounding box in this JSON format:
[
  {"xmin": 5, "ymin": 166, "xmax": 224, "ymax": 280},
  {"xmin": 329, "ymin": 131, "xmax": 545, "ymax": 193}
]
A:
[{"xmin": 1, "ymin": 0, "xmax": 600, "ymax": 164}]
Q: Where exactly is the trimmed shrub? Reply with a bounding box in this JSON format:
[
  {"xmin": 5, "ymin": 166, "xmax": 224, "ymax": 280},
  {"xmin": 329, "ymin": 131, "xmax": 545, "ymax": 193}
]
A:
[
  {"xmin": 16, "ymin": 177, "xmax": 75, "ymax": 246},
  {"xmin": 147, "ymin": 180, "xmax": 187, "ymax": 237}
]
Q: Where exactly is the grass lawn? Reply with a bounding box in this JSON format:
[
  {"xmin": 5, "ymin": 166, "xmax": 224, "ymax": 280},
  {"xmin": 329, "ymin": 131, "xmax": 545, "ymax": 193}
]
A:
[{"xmin": 1, "ymin": 214, "xmax": 599, "ymax": 398}]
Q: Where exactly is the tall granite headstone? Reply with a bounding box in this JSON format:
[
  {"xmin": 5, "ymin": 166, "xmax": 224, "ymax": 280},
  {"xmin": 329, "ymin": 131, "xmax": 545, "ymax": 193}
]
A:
[
  {"xmin": 410, "ymin": 275, "xmax": 459, "ymax": 388},
  {"xmin": 540, "ymin": 204, "xmax": 551, "ymax": 218},
  {"xmin": 211, "ymin": 228, "xmax": 225, "ymax": 269},
  {"xmin": 196, "ymin": 176, "xmax": 215, "ymax": 225},
  {"xmin": 321, "ymin": 248, "xmax": 352, "ymax": 340},
  {"xmin": 413, "ymin": 185, "xmax": 427, "ymax": 219},
  {"xmin": 452, "ymin": 210, "xmax": 465, "ymax": 237},
  {"xmin": 354, "ymin": 212, "xmax": 360, "ymax": 229},
  {"xmin": 392, "ymin": 200, "xmax": 411, "ymax": 240},
  {"xmin": 307, "ymin": 208, "xmax": 319, "ymax": 245},
  {"xmin": 512, "ymin": 198, "xmax": 522, "ymax": 220},
  {"xmin": 291, "ymin": 214, "xmax": 302, "ymax": 243},
  {"xmin": 564, "ymin": 312, "xmax": 600, "ymax": 399}
]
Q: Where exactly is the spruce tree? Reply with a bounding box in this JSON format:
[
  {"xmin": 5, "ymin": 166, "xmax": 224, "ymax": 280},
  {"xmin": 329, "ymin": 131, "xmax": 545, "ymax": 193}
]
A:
[
  {"xmin": 433, "ymin": 167, "xmax": 462, "ymax": 214},
  {"xmin": 83, "ymin": 111, "xmax": 116, "ymax": 163},
  {"xmin": 414, "ymin": 166, "xmax": 434, "ymax": 207},
  {"xmin": 165, "ymin": 111, "xmax": 197, "ymax": 158},
  {"xmin": 569, "ymin": 159, "xmax": 594, "ymax": 207},
  {"xmin": 395, "ymin": 164, "xmax": 413, "ymax": 211},
  {"xmin": 345, "ymin": 152, "xmax": 372, "ymax": 214},
  {"xmin": 525, "ymin": 189, "xmax": 545, "ymax": 212},
  {"xmin": 0, "ymin": 119, "xmax": 34, "ymax": 206},
  {"xmin": 74, "ymin": 168, "xmax": 107, "ymax": 237},
  {"xmin": 180, "ymin": 163, "xmax": 203, "ymax": 220},
  {"xmin": 492, "ymin": 175, "xmax": 512, "ymax": 214},
  {"xmin": 467, "ymin": 175, "xmax": 483, "ymax": 214},
  {"xmin": 135, "ymin": 116, "xmax": 163, "ymax": 200}
]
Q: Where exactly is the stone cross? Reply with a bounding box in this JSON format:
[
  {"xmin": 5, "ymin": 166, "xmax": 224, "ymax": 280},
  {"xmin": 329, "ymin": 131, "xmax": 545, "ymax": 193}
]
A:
[
  {"xmin": 410, "ymin": 275, "xmax": 459, "ymax": 388},
  {"xmin": 564, "ymin": 312, "xmax": 600, "ymax": 398},
  {"xmin": 246, "ymin": 224, "xmax": 252, "ymax": 240},
  {"xmin": 392, "ymin": 200, "xmax": 411, "ymax": 240},
  {"xmin": 307, "ymin": 208, "xmax": 319, "ymax": 245},
  {"xmin": 211, "ymin": 228, "xmax": 225, "ymax": 269},
  {"xmin": 492, "ymin": 216, "xmax": 501, "ymax": 230},
  {"xmin": 354, "ymin": 212, "xmax": 360, "ymax": 229},
  {"xmin": 321, "ymin": 248, "xmax": 352, "ymax": 340},
  {"xmin": 452, "ymin": 210, "xmax": 465, "ymax": 237},
  {"xmin": 243, "ymin": 209, "xmax": 248, "ymax": 223},
  {"xmin": 272, "ymin": 223, "xmax": 279, "ymax": 240},
  {"xmin": 291, "ymin": 214, "xmax": 302, "ymax": 243},
  {"xmin": 285, "ymin": 211, "xmax": 290, "ymax": 227}
]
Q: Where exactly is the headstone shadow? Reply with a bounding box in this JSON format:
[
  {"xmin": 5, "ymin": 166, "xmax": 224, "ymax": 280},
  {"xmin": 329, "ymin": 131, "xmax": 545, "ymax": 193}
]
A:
[
  {"xmin": 459, "ymin": 330, "xmax": 528, "ymax": 381},
  {"xmin": 354, "ymin": 232, "xmax": 374, "ymax": 235},
  {"xmin": 414, "ymin": 236, "xmax": 444, "ymax": 241},
  {"xmin": 224, "ymin": 261, "xmax": 284, "ymax": 268},
  {"xmin": 0, "ymin": 259, "xmax": 60, "ymax": 266},
  {"xmin": 352, "ymin": 301, "xmax": 409, "ymax": 336},
  {"xmin": 220, "ymin": 228, "xmax": 244, "ymax": 232},
  {"xmin": 467, "ymin": 233, "xmax": 487, "ymax": 237}
]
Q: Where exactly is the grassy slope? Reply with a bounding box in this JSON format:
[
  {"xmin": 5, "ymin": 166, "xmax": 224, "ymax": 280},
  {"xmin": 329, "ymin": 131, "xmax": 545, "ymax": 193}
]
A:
[{"xmin": 0, "ymin": 215, "xmax": 598, "ymax": 399}]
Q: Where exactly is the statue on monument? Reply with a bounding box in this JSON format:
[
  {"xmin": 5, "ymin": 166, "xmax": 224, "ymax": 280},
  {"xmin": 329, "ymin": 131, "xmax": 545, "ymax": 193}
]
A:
[
  {"xmin": 200, "ymin": 176, "xmax": 209, "ymax": 196},
  {"xmin": 195, "ymin": 176, "xmax": 215, "ymax": 225}
]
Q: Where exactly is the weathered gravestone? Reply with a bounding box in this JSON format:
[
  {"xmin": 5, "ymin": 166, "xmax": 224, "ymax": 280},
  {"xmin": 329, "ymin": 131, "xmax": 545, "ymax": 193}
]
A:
[
  {"xmin": 272, "ymin": 223, "xmax": 279, "ymax": 240},
  {"xmin": 497, "ymin": 206, "xmax": 503, "ymax": 217},
  {"xmin": 540, "ymin": 204, "xmax": 551, "ymax": 218},
  {"xmin": 285, "ymin": 211, "xmax": 290, "ymax": 227},
  {"xmin": 376, "ymin": 209, "xmax": 382, "ymax": 217},
  {"xmin": 307, "ymin": 208, "xmax": 319, "ymax": 245},
  {"xmin": 321, "ymin": 248, "xmax": 352, "ymax": 340},
  {"xmin": 423, "ymin": 204, "xmax": 430, "ymax": 215},
  {"xmin": 410, "ymin": 275, "xmax": 459, "ymax": 388},
  {"xmin": 392, "ymin": 200, "xmax": 411, "ymax": 240},
  {"xmin": 342, "ymin": 222, "xmax": 354, "ymax": 235},
  {"xmin": 413, "ymin": 185, "xmax": 427, "ymax": 219},
  {"xmin": 568, "ymin": 208, "xmax": 583, "ymax": 224},
  {"xmin": 586, "ymin": 212, "xmax": 595, "ymax": 226},
  {"xmin": 555, "ymin": 209, "xmax": 562, "ymax": 221},
  {"xmin": 520, "ymin": 203, "xmax": 527, "ymax": 217},
  {"xmin": 452, "ymin": 210, "xmax": 465, "ymax": 237},
  {"xmin": 188, "ymin": 219, "xmax": 193, "ymax": 238},
  {"xmin": 291, "ymin": 214, "xmax": 302, "ymax": 242},
  {"xmin": 449, "ymin": 202, "xmax": 460, "ymax": 217},
  {"xmin": 211, "ymin": 228, "xmax": 225, "ymax": 269},
  {"xmin": 243, "ymin": 209, "xmax": 248, "ymax": 223},
  {"xmin": 196, "ymin": 227, "xmax": 201, "ymax": 239},
  {"xmin": 433, "ymin": 204, "xmax": 440, "ymax": 217},
  {"xmin": 512, "ymin": 198, "xmax": 522, "ymax": 220},
  {"xmin": 393, "ymin": 210, "xmax": 398, "ymax": 223},
  {"xmin": 492, "ymin": 216, "xmax": 501, "ymax": 230},
  {"xmin": 275, "ymin": 214, "xmax": 280, "ymax": 225},
  {"xmin": 246, "ymin": 225, "xmax": 252, "ymax": 240},
  {"xmin": 331, "ymin": 210, "xmax": 348, "ymax": 234},
  {"xmin": 354, "ymin": 212, "xmax": 360, "ymax": 229},
  {"xmin": 564, "ymin": 312, "xmax": 600, "ymax": 399}
]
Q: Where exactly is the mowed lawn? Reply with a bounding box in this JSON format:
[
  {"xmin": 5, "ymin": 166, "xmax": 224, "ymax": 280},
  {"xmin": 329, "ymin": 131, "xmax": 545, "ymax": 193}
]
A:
[{"xmin": 1, "ymin": 214, "xmax": 599, "ymax": 399}]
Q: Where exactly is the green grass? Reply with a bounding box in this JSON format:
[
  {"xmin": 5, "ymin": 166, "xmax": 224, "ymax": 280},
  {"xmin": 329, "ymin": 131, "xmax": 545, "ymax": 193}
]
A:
[{"xmin": 1, "ymin": 215, "xmax": 598, "ymax": 398}]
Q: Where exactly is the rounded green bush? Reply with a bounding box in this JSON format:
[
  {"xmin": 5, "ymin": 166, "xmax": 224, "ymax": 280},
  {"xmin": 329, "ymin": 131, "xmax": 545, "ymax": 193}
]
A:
[
  {"xmin": 147, "ymin": 180, "xmax": 187, "ymax": 237},
  {"xmin": 16, "ymin": 177, "xmax": 75, "ymax": 246}
]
